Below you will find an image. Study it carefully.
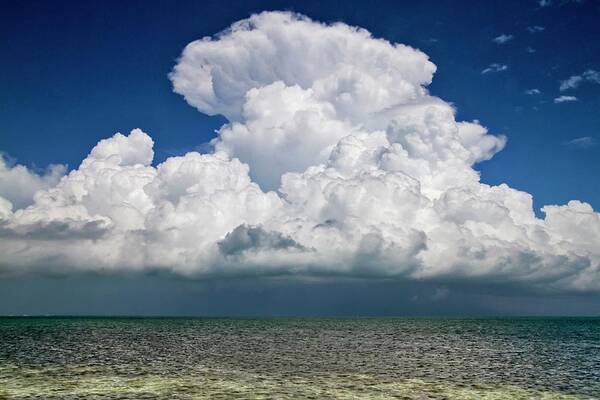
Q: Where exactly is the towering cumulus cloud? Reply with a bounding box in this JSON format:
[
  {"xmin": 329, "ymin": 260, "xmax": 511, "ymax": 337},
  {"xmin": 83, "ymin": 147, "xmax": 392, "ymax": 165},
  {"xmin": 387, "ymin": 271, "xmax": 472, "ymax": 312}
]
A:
[{"xmin": 1, "ymin": 12, "xmax": 599, "ymax": 291}]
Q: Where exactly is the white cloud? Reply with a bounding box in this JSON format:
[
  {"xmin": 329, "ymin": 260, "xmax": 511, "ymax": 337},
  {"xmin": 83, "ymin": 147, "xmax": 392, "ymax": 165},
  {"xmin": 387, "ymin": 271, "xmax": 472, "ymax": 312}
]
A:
[
  {"xmin": 1, "ymin": 11, "xmax": 599, "ymax": 292},
  {"xmin": 554, "ymin": 95, "xmax": 578, "ymax": 103},
  {"xmin": 539, "ymin": 0, "xmax": 552, "ymax": 7},
  {"xmin": 481, "ymin": 64, "xmax": 508, "ymax": 74},
  {"xmin": 527, "ymin": 26, "xmax": 545, "ymax": 33},
  {"xmin": 564, "ymin": 136, "xmax": 597, "ymax": 148},
  {"xmin": 525, "ymin": 89, "xmax": 541, "ymax": 95},
  {"xmin": 585, "ymin": 69, "xmax": 600, "ymax": 83},
  {"xmin": 493, "ymin": 34, "xmax": 514, "ymax": 44},
  {"xmin": 560, "ymin": 76, "xmax": 584, "ymax": 91},
  {"xmin": 560, "ymin": 69, "xmax": 600, "ymax": 91},
  {"xmin": 0, "ymin": 155, "xmax": 65, "ymax": 211}
]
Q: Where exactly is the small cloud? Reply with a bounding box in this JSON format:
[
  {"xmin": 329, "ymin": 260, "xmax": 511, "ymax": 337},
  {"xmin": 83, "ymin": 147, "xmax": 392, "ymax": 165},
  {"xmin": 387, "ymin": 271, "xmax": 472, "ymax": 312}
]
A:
[
  {"xmin": 583, "ymin": 69, "xmax": 600, "ymax": 83},
  {"xmin": 526, "ymin": 46, "xmax": 536, "ymax": 53},
  {"xmin": 554, "ymin": 95, "xmax": 578, "ymax": 103},
  {"xmin": 540, "ymin": 0, "xmax": 584, "ymax": 7},
  {"xmin": 560, "ymin": 75, "xmax": 584, "ymax": 91},
  {"xmin": 527, "ymin": 25, "xmax": 545, "ymax": 33},
  {"xmin": 525, "ymin": 88, "xmax": 541, "ymax": 95},
  {"xmin": 493, "ymin": 34, "xmax": 514, "ymax": 44},
  {"xmin": 560, "ymin": 69, "xmax": 600, "ymax": 91},
  {"xmin": 564, "ymin": 136, "xmax": 597, "ymax": 148},
  {"xmin": 481, "ymin": 63, "xmax": 508, "ymax": 74}
]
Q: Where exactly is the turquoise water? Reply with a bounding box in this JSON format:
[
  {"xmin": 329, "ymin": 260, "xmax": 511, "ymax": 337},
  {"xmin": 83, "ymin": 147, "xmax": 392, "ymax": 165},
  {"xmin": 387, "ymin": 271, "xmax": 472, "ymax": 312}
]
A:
[{"xmin": 0, "ymin": 317, "xmax": 599, "ymax": 399}]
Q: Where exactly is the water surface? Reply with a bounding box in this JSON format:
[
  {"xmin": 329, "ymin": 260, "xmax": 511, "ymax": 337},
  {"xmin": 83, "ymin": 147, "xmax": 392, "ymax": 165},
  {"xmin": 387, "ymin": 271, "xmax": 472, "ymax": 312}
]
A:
[{"xmin": 1, "ymin": 317, "xmax": 598, "ymax": 399}]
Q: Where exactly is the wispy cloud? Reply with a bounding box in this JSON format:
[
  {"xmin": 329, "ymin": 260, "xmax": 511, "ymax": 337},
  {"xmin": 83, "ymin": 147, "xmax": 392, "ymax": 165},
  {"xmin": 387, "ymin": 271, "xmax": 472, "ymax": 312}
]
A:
[
  {"xmin": 526, "ymin": 47, "xmax": 536, "ymax": 53},
  {"xmin": 560, "ymin": 69, "xmax": 600, "ymax": 91},
  {"xmin": 560, "ymin": 75, "xmax": 584, "ymax": 91},
  {"xmin": 493, "ymin": 34, "xmax": 514, "ymax": 44},
  {"xmin": 539, "ymin": 0, "xmax": 584, "ymax": 7},
  {"xmin": 554, "ymin": 95, "xmax": 578, "ymax": 103},
  {"xmin": 525, "ymin": 89, "xmax": 541, "ymax": 95},
  {"xmin": 527, "ymin": 25, "xmax": 545, "ymax": 33},
  {"xmin": 564, "ymin": 136, "xmax": 597, "ymax": 148},
  {"xmin": 481, "ymin": 63, "xmax": 508, "ymax": 74}
]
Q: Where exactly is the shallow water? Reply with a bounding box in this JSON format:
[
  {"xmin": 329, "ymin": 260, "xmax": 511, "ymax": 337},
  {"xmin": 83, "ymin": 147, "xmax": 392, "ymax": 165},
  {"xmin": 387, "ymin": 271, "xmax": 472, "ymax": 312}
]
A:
[{"xmin": 0, "ymin": 317, "xmax": 599, "ymax": 399}]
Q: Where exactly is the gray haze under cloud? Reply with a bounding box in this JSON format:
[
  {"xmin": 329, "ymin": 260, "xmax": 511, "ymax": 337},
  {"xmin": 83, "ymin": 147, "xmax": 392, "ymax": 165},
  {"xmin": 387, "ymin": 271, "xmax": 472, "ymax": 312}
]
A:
[{"xmin": 2, "ymin": 274, "xmax": 600, "ymax": 316}]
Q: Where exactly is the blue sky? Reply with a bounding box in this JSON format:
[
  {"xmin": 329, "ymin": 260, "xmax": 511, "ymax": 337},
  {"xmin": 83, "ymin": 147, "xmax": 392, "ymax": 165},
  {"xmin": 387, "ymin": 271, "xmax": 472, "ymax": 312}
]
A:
[
  {"xmin": 2, "ymin": 0, "xmax": 599, "ymax": 212},
  {"xmin": 1, "ymin": 0, "xmax": 600, "ymax": 315}
]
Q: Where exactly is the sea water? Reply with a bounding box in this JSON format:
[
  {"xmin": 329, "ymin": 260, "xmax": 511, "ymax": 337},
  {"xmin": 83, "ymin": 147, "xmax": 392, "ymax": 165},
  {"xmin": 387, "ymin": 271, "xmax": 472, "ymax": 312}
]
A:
[{"xmin": 1, "ymin": 317, "xmax": 599, "ymax": 399}]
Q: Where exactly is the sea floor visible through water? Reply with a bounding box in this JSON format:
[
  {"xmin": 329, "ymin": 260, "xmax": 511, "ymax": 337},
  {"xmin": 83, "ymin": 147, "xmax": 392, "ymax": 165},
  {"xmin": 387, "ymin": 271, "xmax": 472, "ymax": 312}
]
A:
[{"xmin": 0, "ymin": 317, "xmax": 599, "ymax": 399}]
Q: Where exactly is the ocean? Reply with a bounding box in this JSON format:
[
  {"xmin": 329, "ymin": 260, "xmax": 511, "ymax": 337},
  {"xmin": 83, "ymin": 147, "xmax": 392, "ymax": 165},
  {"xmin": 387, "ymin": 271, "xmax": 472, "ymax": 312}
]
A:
[{"xmin": 0, "ymin": 317, "xmax": 598, "ymax": 399}]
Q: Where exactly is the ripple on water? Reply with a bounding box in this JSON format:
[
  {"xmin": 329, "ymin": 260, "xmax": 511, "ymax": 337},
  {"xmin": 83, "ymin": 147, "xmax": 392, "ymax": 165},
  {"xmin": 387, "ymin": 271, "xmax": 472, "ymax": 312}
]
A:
[{"xmin": 0, "ymin": 317, "xmax": 599, "ymax": 399}]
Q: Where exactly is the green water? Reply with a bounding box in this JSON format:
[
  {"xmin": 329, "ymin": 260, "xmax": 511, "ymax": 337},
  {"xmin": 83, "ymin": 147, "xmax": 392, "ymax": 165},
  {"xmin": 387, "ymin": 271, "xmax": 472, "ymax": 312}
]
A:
[{"xmin": 0, "ymin": 317, "xmax": 598, "ymax": 399}]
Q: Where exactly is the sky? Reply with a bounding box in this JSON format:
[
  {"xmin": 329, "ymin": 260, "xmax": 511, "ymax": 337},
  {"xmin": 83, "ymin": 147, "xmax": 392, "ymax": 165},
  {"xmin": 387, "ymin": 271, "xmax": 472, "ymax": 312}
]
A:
[{"xmin": 1, "ymin": 0, "xmax": 599, "ymax": 315}]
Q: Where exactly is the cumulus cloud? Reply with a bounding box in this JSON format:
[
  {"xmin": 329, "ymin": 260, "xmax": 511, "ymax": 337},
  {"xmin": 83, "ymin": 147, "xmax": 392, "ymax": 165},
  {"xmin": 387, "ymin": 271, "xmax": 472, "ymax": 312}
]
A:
[
  {"xmin": 492, "ymin": 34, "xmax": 514, "ymax": 44},
  {"xmin": 481, "ymin": 64, "xmax": 508, "ymax": 74},
  {"xmin": 0, "ymin": 155, "xmax": 65, "ymax": 211},
  {"xmin": 171, "ymin": 12, "xmax": 435, "ymax": 188},
  {"xmin": 1, "ymin": 11, "xmax": 599, "ymax": 292},
  {"xmin": 554, "ymin": 95, "xmax": 578, "ymax": 103}
]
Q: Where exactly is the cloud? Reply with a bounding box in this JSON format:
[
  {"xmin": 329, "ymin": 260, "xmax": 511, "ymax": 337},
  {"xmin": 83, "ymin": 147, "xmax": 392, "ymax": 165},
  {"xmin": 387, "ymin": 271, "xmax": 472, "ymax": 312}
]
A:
[
  {"xmin": 540, "ymin": 0, "xmax": 585, "ymax": 6},
  {"xmin": 171, "ymin": 12, "xmax": 435, "ymax": 188},
  {"xmin": 492, "ymin": 34, "xmax": 514, "ymax": 44},
  {"xmin": 527, "ymin": 26, "xmax": 545, "ymax": 33},
  {"xmin": 526, "ymin": 47, "xmax": 536, "ymax": 53},
  {"xmin": 560, "ymin": 76, "xmax": 584, "ymax": 91},
  {"xmin": 554, "ymin": 95, "xmax": 578, "ymax": 103},
  {"xmin": 1, "ymin": 11, "xmax": 599, "ymax": 293},
  {"xmin": 560, "ymin": 69, "xmax": 600, "ymax": 91},
  {"xmin": 524, "ymin": 89, "xmax": 541, "ymax": 95},
  {"xmin": 218, "ymin": 224, "xmax": 306, "ymax": 256},
  {"xmin": 481, "ymin": 64, "xmax": 508, "ymax": 74},
  {"xmin": 0, "ymin": 155, "xmax": 65, "ymax": 211},
  {"xmin": 564, "ymin": 136, "xmax": 597, "ymax": 148}
]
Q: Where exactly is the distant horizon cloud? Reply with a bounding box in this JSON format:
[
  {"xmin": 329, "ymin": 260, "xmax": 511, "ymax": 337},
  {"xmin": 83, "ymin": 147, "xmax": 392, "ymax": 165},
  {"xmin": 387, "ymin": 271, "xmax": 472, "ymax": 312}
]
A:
[{"xmin": 1, "ymin": 11, "xmax": 599, "ymax": 294}]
